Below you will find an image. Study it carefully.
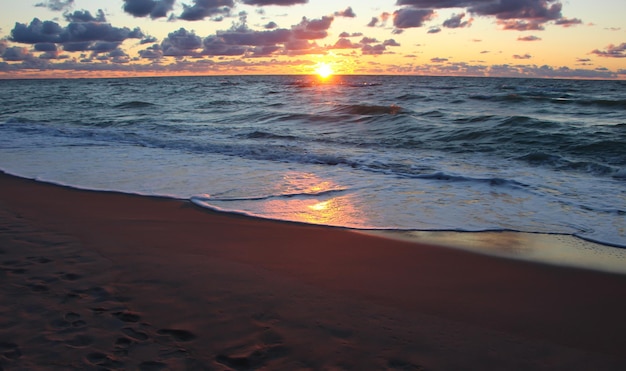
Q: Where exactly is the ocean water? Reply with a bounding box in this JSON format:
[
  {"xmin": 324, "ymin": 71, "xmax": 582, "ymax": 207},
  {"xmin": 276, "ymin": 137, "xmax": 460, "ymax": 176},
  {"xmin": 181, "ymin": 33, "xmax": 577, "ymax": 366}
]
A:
[{"xmin": 1, "ymin": 75, "xmax": 625, "ymax": 261}]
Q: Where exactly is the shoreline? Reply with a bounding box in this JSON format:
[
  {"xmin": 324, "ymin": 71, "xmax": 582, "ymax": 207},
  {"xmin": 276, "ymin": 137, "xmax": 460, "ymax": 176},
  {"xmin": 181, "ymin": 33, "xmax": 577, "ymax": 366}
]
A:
[
  {"xmin": 5, "ymin": 170, "xmax": 625, "ymax": 275},
  {"xmin": 2, "ymin": 171, "xmax": 626, "ymax": 369}
]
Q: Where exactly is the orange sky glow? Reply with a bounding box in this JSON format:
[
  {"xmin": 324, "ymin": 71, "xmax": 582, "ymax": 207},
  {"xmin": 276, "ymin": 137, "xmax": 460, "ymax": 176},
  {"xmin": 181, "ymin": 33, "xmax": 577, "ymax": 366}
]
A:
[{"xmin": 1, "ymin": 0, "xmax": 625, "ymax": 79}]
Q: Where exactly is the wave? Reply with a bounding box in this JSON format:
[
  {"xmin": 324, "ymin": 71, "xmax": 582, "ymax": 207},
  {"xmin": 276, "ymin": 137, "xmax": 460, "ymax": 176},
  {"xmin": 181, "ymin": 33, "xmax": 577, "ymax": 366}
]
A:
[
  {"xmin": 469, "ymin": 93, "xmax": 626, "ymax": 109},
  {"xmin": 113, "ymin": 101, "xmax": 156, "ymax": 109},
  {"xmin": 331, "ymin": 104, "xmax": 404, "ymax": 116},
  {"xmin": 191, "ymin": 187, "xmax": 347, "ymax": 204}
]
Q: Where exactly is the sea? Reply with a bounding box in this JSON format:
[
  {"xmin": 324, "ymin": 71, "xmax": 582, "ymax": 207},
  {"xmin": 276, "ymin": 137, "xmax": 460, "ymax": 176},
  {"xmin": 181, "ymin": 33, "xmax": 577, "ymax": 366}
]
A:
[{"xmin": 1, "ymin": 75, "xmax": 625, "ymax": 272}]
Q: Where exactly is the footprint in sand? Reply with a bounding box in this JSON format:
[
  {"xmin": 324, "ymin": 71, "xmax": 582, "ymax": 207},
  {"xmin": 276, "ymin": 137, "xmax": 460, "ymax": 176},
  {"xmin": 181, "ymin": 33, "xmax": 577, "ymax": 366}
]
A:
[
  {"xmin": 112, "ymin": 311, "xmax": 141, "ymax": 323},
  {"xmin": 121, "ymin": 327, "xmax": 149, "ymax": 341},
  {"xmin": 156, "ymin": 329, "xmax": 196, "ymax": 342},
  {"xmin": 64, "ymin": 334, "xmax": 94, "ymax": 348},
  {"xmin": 0, "ymin": 342, "xmax": 22, "ymax": 360},
  {"xmin": 85, "ymin": 352, "xmax": 124, "ymax": 369},
  {"xmin": 138, "ymin": 360, "xmax": 168, "ymax": 371}
]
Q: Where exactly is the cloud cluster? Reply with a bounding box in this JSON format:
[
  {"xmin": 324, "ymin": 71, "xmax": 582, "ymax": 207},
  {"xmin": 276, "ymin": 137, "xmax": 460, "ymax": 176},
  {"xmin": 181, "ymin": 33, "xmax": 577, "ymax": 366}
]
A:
[
  {"xmin": 393, "ymin": 0, "xmax": 582, "ymax": 31},
  {"xmin": 8, "ymin": 11, "xmax": 143, "ymax": 62},
  {"xmin": 329, "ymin": 37, "xmax": 401, "ymax": 55},
  {"xmin": 140, "ymin": 15, "xmax": 335, "ymax": 59},
  {"xmin": 121, "ymin": 0, "xmax": 307, "ymax": 21},
  {"xmin": 35, "ymin": 0, "xmax": 74, "ymax": 12},
  {"xmin": 591, "ymin": 43, "xmax": 626, "ymax": 58},
  {"xmin": 123, "ymin": 0, "xmax": 176, "ymax": 19}
]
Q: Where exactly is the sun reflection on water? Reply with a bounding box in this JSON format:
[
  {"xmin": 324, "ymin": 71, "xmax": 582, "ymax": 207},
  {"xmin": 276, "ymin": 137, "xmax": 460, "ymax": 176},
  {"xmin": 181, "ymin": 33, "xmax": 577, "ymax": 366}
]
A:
[{"xmin": 258, "ymin": 171, "xmax": 370, "ymax": 228}]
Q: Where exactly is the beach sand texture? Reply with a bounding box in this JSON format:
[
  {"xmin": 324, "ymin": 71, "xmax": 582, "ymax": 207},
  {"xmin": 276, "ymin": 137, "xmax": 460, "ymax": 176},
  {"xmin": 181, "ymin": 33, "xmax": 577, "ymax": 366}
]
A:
[{"xmin": 1, "ymin": 172, "xmax": 626, "ymax": 370}]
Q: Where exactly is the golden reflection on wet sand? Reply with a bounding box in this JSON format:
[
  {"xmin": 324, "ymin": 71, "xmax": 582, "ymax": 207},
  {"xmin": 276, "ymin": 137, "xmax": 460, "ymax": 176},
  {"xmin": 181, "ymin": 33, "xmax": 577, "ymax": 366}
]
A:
[{"xmin": 260, "ymin": 171, "xmax": 369, "ymax": 228}]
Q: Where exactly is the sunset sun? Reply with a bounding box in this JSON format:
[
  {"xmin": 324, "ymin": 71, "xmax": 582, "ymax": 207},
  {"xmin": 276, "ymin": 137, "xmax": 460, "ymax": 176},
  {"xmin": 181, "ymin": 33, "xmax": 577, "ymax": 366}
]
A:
[{"xmin": 315, "ymin": 63, "xmax": 333, "ymax": 79}]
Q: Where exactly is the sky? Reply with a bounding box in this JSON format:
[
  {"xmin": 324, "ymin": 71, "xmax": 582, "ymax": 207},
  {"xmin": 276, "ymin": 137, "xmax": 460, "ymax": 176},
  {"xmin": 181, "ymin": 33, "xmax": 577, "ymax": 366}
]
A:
[{"xmin": 0, "ymin": 0, "xmax": 625, "ymax": 79}]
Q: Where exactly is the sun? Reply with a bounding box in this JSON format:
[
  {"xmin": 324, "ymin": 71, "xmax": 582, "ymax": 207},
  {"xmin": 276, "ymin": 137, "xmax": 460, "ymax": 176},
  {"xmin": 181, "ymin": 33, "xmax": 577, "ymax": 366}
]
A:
[{"xmin": 315, "ymin": 63, "xmax": 334, "ymax": 79}]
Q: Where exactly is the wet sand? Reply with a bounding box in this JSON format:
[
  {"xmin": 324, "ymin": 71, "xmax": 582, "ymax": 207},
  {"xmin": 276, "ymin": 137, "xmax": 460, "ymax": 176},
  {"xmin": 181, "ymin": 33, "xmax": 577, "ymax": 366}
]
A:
[{"xmin": 1, "ymin": 171, "xmax": 626, "ymax": 370}]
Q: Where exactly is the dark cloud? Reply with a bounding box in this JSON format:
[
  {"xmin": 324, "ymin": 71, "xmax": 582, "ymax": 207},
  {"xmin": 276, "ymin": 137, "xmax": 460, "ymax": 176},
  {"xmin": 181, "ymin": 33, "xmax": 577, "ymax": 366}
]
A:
[
  {"xmin": 396, "ymin": 0, "xmax": 484, "ymax": 7},
  {"xmin": 428, "ymin": 27, "xmax": 441, "ymax": 33},
  {"xmin": 219, "ymin": 28, "xmax": 292, "ymax": 46},
  {"xmin": 241, "ymin": 0, "xmax": 308, "ymax": 5},
  {"xmin": 383, "ymin": 39, "xmax": 400, "ymax": 47},
  {"xmin": 141, "ymin": 36, "xmax": 158, "ymax": 44},
  {"xmin": 330, "ymin": 38, "xmax": 360, "ymax": 49},
  {"xmin": 360, "ymin": 37, "xmax": 378, "ymax": 44},
  {"xmin": 554, "ymin": 17, "xmax": 582, "ymax": 27},
  {"xmin": 9, "ymin": 16, "xmax": 144, "ymax": 59},
  {"xmin": 264, "ymin": 21, "xmax": 278, "ymax": 29},
  {"xmin": 64, "ymin": 10, "xmax": 107, "ymax": 23},
  {"xmin": 88, "ymin": 41, "xmax": 122, "ymax": 54},
  {"xmin": 10, "ymin": 18, "xmax": 143, "ymax": 45},
  {"xmin": 178, "ymin": 0, "xmax": 234, "ymax": 21},
  {"xmin": 339, "ymin": 32, "xmax": 363, "ymax": 38},
  {"xmin": 591, "ymin": 43, "xmax": 626, "ymax": 58},
  {"xmin": 292, "ymin": 16, "xmax": 334, "ymax": 40},
  {"xmin": 443, "ymin": 13, "xmax": 472, "ymax": 28},
  {"xmin": 396, "ymin": 0, "xmax": 579, "ymax": 31},
  {"xmin": 362, "ymin": 44, "xmax": 387, "ymax": 55},
  {"xmin": 335, "ymin": 7, "xmax": 356, "ymax": 18},
  {"xmin": 34, "ymin": 42, "xmax": 58, "ymax": 52},
  {"xmin": 2, "ymin": 46, "xmax": 33, "ymax": 61},
  {"xmin": 470, "ymin": 0, "xmax": 561, "ymax": 21},
  {"xmin": 518, "ymin": 35, "xmax": 541, "ymax": 41},
  {"xmin": 367, "ymin": 17, "xmax": 379, "ymax": 27},
  {"xmin": 35, "ymin": 0, "xmax": 74, "ymax": 12},
  {"xmin": 161, "ymin": 28, "xmax": 203, "ymax": 56},
  {"xmin": 138, "ymin": 44, "xmax": 163, "ymax": 59},
  {"xmin": 393, "ymin": 8, "xmax": 435, "ymax": 29},
  {"xmin": 123, "ymin": 0, "xmax": 175, "ymax": 19},
  {"xmin": 498, "ymin": 19, "xmax": 544, "ymax": 31},
  {"xmin": 10, "ymin": 19, "xmax": 64, "ymax": 44},
  {"xmin": 431, "ymin": 57, "xmax": 448, "ymax": 63},
  {"xmin": 513, "ymin": 53, "xmax": 532, "ymax": 59}
]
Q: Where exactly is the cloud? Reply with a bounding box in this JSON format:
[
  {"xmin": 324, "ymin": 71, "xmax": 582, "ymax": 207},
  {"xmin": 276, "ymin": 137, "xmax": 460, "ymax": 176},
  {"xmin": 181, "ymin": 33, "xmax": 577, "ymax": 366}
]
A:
[
  {"xmin": 178, "ymin": 0, "xmax": 234, "ymax": 21},
  {"xmin": 393, "ymin": 8, "xmax": 435, "ymax": 29},
  {"xmin": 144, "ymin": 15, "xmax": 334, "ymax": 58},
  {"xmin": 339, "ymin": 32, "xmax": 363, "ymax": 38},
  {"xmin": 34, "ymin": 42, "xmax": 58, "ymax": 52},
  {"xmin": 335, "ymin": 7, "xmax": 356, "ymax": 18},
  {"xmin": 162, "ymin": 28, "xmax": 203, "ymax": 56},
  {"xmin": 9, "ymin": 17, "xmax": 144, "ymax": 56},
  {"xmin": 430, "ymin": 57, "xmax": 448, "ymax": 63},
  {"xmin": 241, "ymin": 0, "xmax": 308, "ymax": 5},
  {"xmin": 518, "ymin": 35, "xmax": 541, "ymax": 41},
  {"xmin": 469, "ymin": 0, "xmax": 562, "ymax": 21},
  {"xmin": 64, "ymin": 10, "xmax": 107, "ymax": 23},
  {"xmin": 292, "ymin": 16, "xmax": 334, "ymax": 40},
  {"xmin": 362, "ymin": 44, "xmax": 387, "ymax": 55},
  {"xmin": 395, "ymin": 0, "xmax": 580, "ymax": 31},
  {"xmin": 513, "ymin": 53, "xmax": 532, "ymax": 59},
  {"xmin": 122, "ymin": 0, "xmax": 175, "ymax": 19},
  {"xmin": 498, "ymin": 19, "xmax": 544, "ymax": 31},
  {"xmin": 591, "ymin": 43, "xmax": 626, "ymax": 58},
  {"xmin": 35, "ymin": 0, "xmax": 74, "ymax": 12},
  {"xmin": 264, "ymin": 21, "xmax": 278, "ymax": 29},
  {"xmin": 2, "ymin": 46, "xmax": 33, "ymax": 61},
  {"xmin": 553, "ymin": 17, "xmax": 582, "ymax": 27},
  {"xmin": 360, "ymin": 37, "xmax": 378, "ymax": 44},
  {"xmin": 427, "ymin": 27, "xmax": 441, "ymax": 33},
  {"xmin": 443, "ymin": 13, "xmax": 472, "ymax": 28},
  {"xmin": 10, "ymin": 19, "xmax": 65, "ymax": 44},
  {"xmin": 330, "ymin": 38, "xmax": 360, "ymax": 49}
]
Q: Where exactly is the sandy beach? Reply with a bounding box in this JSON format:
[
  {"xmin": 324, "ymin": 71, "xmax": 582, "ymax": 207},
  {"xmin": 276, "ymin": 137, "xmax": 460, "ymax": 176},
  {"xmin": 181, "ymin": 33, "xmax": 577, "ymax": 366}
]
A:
[{"xmin": 1, "ymin": 171, "xmax": 626, "ymax": 370}]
